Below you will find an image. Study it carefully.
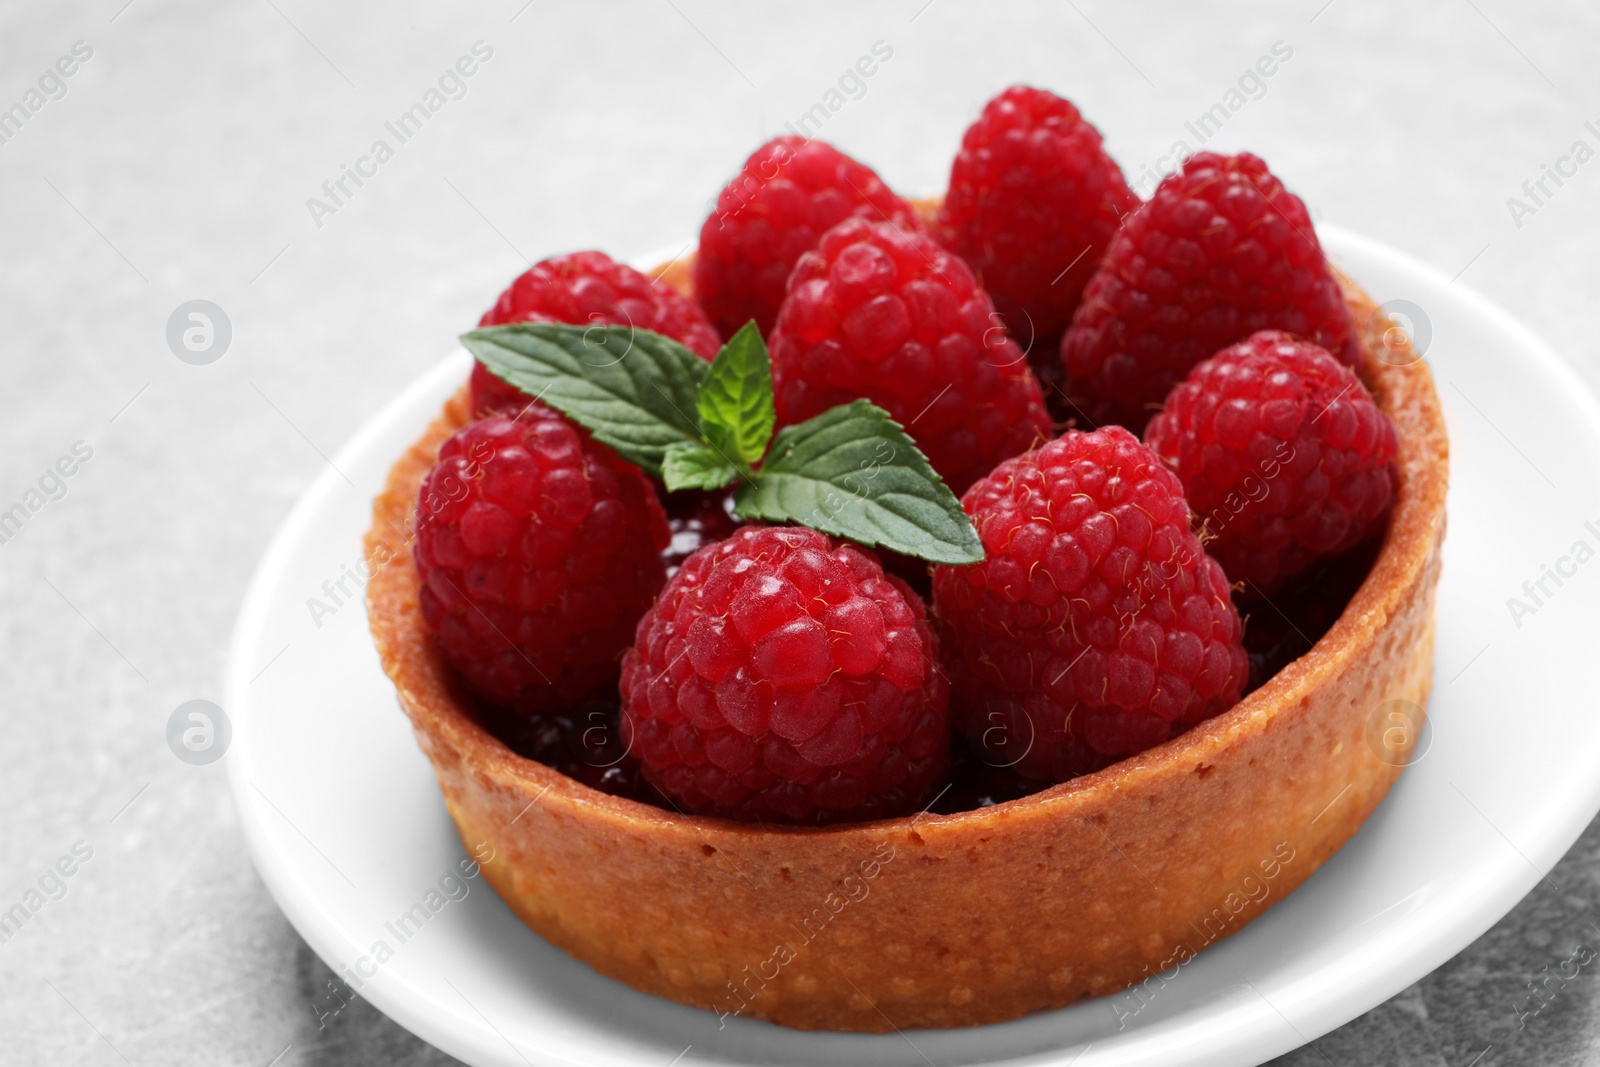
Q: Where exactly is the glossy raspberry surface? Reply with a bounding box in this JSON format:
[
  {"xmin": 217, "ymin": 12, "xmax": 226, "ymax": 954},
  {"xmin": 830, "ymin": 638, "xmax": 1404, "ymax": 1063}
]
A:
[
  {"xmin": 414, "ymin": 409, "xmax": 670, "ymax": 715},
  {"xmin": 694, "ymin": 136, "xmax": 921, "ymax": 338},
  {"xmin": 769, "ymin": 217, "xmax": 1052, "ymax": 494},
  {"xmin": 937, "ymin": 85, "xmax": 1139, "ymax": 352},
  {"xmin": 1060, "ymin": 151, "xmax": 1358, "ymax": 431},
  {"xmin": 472, "ymin": 250, "xmax": 720, "ymax": 415},
  {"xmin": 933, "ymin": 426, "xmax": 1247, "ymax": 782},
  {"xmin": 620, "ymin": 525, "xmax": 949, "ymax": 823},
  {"xmin": 1145, "ymin": 330, "xmax": 1398, "ymax": 594}
]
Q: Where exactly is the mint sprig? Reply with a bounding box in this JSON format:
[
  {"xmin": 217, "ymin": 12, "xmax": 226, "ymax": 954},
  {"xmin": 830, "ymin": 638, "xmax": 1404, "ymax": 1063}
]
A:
[{"xmin": 460, "ymin": 321, "xmax": 984, "ymax": 566}]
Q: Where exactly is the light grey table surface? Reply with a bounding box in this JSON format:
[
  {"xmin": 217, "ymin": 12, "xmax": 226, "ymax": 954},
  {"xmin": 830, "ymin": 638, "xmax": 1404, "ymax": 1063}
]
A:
[{"xmin": 2, "ymin": 1, "xmax": 1596, "ymax": 1064}]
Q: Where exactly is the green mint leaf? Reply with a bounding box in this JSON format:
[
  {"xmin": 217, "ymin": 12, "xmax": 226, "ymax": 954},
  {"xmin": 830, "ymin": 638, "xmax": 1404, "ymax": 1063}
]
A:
[
  {"xmin": 461, "ymin": 323, "xmax": 708, "ymax": 477},
  {"xmin": 696, "ymin": 321, "xmax": 774, "ymax": 468},
  {"xmin": 662, "ymin": 442, "xmax": 741, "ymax": 492},
  {"xmin": 734, "ymin": 399, "xmax": 984, "ymax": 565}
]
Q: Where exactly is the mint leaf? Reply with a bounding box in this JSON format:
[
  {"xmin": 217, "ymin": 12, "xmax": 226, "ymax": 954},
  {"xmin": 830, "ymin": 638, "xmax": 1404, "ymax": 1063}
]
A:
[
  {"xmin": 734, "ymin": 400, "xmax": 984, "ymax": 565},
  {"xmin": 462, "ymin": 323, "xmax": 707, "ymax": 477},
  {"xmin": 662, "ymin": 442, "xmax": 741, "ymax": 492},
  {"xmin": 697, "ymin": 321, "xmax": 774, "ymax": 467}
]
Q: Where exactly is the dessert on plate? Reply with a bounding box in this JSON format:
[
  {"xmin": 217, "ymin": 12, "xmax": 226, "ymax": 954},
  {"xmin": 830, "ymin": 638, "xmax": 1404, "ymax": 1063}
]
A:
[{"xmin": 366, "ymin": 85, "xmax": 1447, "ymax": 1031}]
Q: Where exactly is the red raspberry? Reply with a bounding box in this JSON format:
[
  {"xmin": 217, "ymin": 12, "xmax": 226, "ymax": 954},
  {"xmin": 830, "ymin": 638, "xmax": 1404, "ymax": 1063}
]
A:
[
  {"xmin": 1060, "ymin": 152, "xmax": 1359, "ymax": 431},
  {"xmin": 620, "ymin": 525, "xmax": 950, "ymax": 824},
  {"xmin": 472, "ymin": 251, "xmax": 720, "ymax": 415},
  {"xmin": 937, "ymin": 86, "xmax": 1140, "ymax": 351},
  {"xmin": 1145, "ymin": 330, "xmax": 1398, "ymax": 594},
  {"xmin": 694, "ymin": 136, "xmax": 921, "ymax": 339},
  {"xmin": 933, "ymin": 426, "xmax": 1247, "ymax": 783},
  {"xmin": 414, "ymin": 409, "xmax": 670, "ymax": 715},
  {"xmin": 769, "ymin": 217, "xmax": 1052, "ymax": 494}
]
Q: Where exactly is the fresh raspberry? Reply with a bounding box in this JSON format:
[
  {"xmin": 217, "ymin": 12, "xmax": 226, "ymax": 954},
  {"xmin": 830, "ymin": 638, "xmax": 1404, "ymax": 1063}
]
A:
[
  {"xmin": 1145, "ymin": 330, "xmax": 1398, "ymax": 594},
  {"xmin": 620, "ymin": 525, "xmax": 949, "ymax": 824},
  {"xmin": 472, "ymin": 251, "xmax": 720, "ymax": 415},
  {"xmin": 933, "ymin": 426, "xmax": 1247, "ymax": 783},
  {"xmin": 414, "ymin": 408, "xmax": 670, "ymax": 715},
  {"xmin": 1060, "ymin": 151, "xmax": 1359, "ymax": 431},
  {"xmin": 694, "ymin": 136, "xmax": 922, "ymax": 339},
  {"xmin": 769, "ymin": 217, "xmax": 1052, "ymax": 494},
  {"xmin": 937, "ymin": 86, "xmax": 1140, "ymax": 352}
]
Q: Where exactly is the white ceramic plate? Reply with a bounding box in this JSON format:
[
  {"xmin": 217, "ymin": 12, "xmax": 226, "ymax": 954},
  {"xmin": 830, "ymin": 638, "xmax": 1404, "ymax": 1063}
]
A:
[{"xmin": 227, "ymin": 228, "xmax": 1600, "ymax": 1067}]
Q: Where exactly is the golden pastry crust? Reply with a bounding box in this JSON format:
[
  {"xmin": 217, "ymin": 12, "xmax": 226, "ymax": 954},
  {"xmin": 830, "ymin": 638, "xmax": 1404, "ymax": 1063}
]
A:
[{"xmin": 364, "ymin": 266, "xmax": 1446, "ymax": 1032}]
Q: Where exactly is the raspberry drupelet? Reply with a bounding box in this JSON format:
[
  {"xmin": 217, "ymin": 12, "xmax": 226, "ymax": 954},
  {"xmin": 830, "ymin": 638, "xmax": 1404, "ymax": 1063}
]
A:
[
  {"xmin": 620, "ymin": 525, "xmax": 950, "ymax": 824},
  {"xmin": 1061, "ymin": 151, "xmax": 1358, "ymax": 432},
  {"xmin": 933, "ymin": 426, "xmax": 1248, "ymax": 782},
  {"xmin": 472, "ymin": 250, "xmax": 721, "ymax": 415},
  {"xmin": 1145, "ymin": 330, "xmax": 1398, "ymax": 594},
  {"xmin": 937, "ymin": 85, "xmax": 1140, "ymax": 352},
  {"xmin": 413, "ymin": 408, "xmax": 671, "ymax": 715},
  {"xmin": 694, "ymin": 136, "xmax": 922, "ymax": 339},
  {"xmin": 768, "ymin": 217, "xmax": 1052, "ymax": 495}
]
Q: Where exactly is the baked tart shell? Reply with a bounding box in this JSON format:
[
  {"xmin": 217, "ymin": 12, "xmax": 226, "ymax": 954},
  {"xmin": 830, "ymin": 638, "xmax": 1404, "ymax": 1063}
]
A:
[{"xmin": 365, "ymin": 267, "xmax": 1447, "ymax": 1032}]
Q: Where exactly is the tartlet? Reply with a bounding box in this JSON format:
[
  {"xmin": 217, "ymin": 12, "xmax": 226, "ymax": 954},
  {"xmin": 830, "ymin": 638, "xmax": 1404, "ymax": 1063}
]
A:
[{"xmin": 365, "ymin": 260, "xmax": 1447, "ymax": 1032}]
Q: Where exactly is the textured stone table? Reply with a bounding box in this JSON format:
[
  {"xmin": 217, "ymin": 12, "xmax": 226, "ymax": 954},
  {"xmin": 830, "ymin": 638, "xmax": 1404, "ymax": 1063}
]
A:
[{"xmin": 1, "ymin": 1, "xmax": 1594, "ymax": 1064}]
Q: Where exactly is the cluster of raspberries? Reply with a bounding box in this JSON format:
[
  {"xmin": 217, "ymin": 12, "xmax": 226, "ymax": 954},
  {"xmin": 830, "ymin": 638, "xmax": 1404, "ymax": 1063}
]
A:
[{"xmin": 415, "ymin": 86, "xmax": 1402, "ymax": 824}]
